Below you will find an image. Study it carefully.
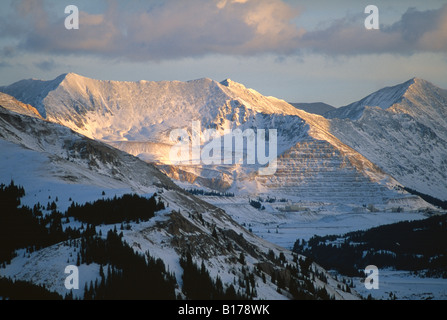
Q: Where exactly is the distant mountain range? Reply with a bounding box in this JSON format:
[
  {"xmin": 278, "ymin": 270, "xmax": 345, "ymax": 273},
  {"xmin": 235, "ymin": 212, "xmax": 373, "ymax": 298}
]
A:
[
  {"xmin": 2, "ymin": 73, "xmax": 444, "ymax": 204},
  {"xmin": 289, "ymin": 102, "xmax": 335, "ymax": 116}
]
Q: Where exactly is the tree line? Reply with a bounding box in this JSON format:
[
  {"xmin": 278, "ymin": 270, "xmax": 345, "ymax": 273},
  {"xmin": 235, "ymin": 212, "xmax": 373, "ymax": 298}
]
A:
[
  {"xmin": 293, "ymin": 214, "xmax": 447, "ymax": 277},
  {"xmin": 402, "ymin": 187, "xmax": 447, "ymax": 210},
  {"xmin": 67, "ymin": 193, "xmax": 165, "ymax": 225},
  {"xmin": 81, "ymin": 229, "xmax": 177, "ymax": 300},
  {"xmin": 0, "ymin": 277, "xmax": 63, "ymax": 300},
  {"xmin": 186, "ymin": 189, "xmax": 235, "ymax": 197},
  {"xmin": 180, "ymin": 251, "xmax": 244, "ymax": 300},
  {"xmin": 0, "ymin": 181, "xmax": 76, "ymax": 263}
]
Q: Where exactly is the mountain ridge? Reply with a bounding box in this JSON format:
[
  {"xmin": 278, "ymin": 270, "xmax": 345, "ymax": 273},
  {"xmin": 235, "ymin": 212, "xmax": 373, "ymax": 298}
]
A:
[
  {"xmin": 325, "ymin": 78, "xmax": 416, "ymax": 120},
  {"xmin": 290, "ymin": 102, "xmax": 335, "ymax": 116},
  {"xmin": 0, "ymin": 74, "xmax": 433, "ymax": 203},
  {"xmin": 325, "ymin": 78, "xmax": 446, "ymax": 122},
  {"xmin": 0, "ymin": 92, "xmax": 42, "ymax": 119},
  {"xmin": 327, "ymin": 78, "xmax": 447, "ymax": 200}
]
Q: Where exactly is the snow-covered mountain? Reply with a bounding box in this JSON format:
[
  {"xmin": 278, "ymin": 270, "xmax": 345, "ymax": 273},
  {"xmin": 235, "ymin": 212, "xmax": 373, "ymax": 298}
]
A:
[
  {"xmin": 325, "ymin": 79, "xmax": 416, "ymax": 121},
  {"xmin": 0, "ymin": 73, "xmax": 423, "ymax": 210},
  {"xmin": 327, "ymin": 78, "xmax": 447, "ymax": 201},
  {"xmin": 1, "ymin": 73, "xmax": 308, "ymax": 146},
  {"xmin": 0, "ymin": 95, "xmax": 357, "ymax": 300}
]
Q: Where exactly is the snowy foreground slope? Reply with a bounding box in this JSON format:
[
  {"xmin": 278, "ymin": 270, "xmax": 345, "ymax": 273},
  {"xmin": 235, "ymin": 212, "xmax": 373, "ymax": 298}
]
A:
[{"xmin": 0, "ymin": 101, "xmax": 358, "ymax": 300}]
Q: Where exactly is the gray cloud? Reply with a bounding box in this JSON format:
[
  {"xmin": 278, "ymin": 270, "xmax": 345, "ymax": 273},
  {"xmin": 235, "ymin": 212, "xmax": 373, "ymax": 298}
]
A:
[
  {"xmin": 0, "ymin": 46, "xmax": 16, "ymax": 58},
  {"xmin": 34, "ymin": 59, "xmax": 56, "ymax": 71},
  {"xmin": 300, "ymin": 4, "xmax": 447, "ymax": 55},
  {"xmin": 3, "ymin": 1, "xmax": 447, "ymax": 60},
  {"xmin": 386, "ymin": 7, "xmax": 441, "ymax": 42},
  {"xmin": 0, "ymin": 61, "xmax": 12, "ymax": 69},
  {"xmin": 8, "ymin": 0, "xmax": 303, "ymax": 60}
]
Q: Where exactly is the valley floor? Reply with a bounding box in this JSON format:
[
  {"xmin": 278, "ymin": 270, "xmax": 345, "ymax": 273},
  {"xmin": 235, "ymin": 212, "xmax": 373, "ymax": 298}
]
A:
[
  {"xmin": 203, "ymin": 195, "xmax": 429, "ymax": 249},
  {"xmin": 203, "ymin": 195, "xmax": 447, "ymax": 300},
  {"xmin": 351, "ymin": 270, "xmax": 447, "ymax": 300}
]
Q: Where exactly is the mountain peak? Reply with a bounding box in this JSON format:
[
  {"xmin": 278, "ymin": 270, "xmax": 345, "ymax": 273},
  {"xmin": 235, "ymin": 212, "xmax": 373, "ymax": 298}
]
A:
[
  {"xmin": 60, "ymin": 72, "xmax": 102, "ymax": 85},
  {"xmin": 220, "ymin": 78, "xmax": 232, "ymax": 86},
  {"xmin": 325, "ymin": 78, "xmax": 442, "ymax": 120},
  {"xmin": 48, "ymin": 72, "xmax": 89, "ymax": 85},
  {"xmin": 0, "ymin": 73, "xmax": 79, "ymax": 118},
  {"xmin": 220, "ymin": 78, "xmax": 246, "ymax": 89},
  {"xmin": 411, "ymin": 77, "xmax": 426, "ymax": 83},
  {"xmin": 407, "ymin": 77, "xmax": 440, "ymax": 91},
  {"xmin": 406, "ymin": 77, "xmax": 434, "ymax": 90},
  {"xmin": 61, "ymin": 72, "xmax": 81, "ymax": 80}
]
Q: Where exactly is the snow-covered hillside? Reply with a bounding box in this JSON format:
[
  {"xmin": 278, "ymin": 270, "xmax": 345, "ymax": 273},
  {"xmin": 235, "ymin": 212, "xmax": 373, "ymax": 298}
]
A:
[
  {"xmin": 0, "ymin": 102, "xmax": 178, "ymax": 209},
  {"xmin": 327, "ymin": 78, "xmax": 447, "ymax": 200},
  {"xmin": 0, "ymin": 97, "xmax": 357, "ymax": 300}
]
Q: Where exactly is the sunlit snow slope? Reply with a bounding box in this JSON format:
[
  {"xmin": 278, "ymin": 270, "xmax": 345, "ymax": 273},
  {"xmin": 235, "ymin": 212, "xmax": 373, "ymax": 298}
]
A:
[{"xmin": 327, "ymin": 78, "xmax": 447, "ymax": 201}]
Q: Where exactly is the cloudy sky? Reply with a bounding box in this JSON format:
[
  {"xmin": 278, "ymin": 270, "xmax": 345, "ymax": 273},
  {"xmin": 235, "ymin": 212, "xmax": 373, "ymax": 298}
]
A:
[{"xmin": 0, "ymin": 0, "xmax": 446, "ymax": 106}]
